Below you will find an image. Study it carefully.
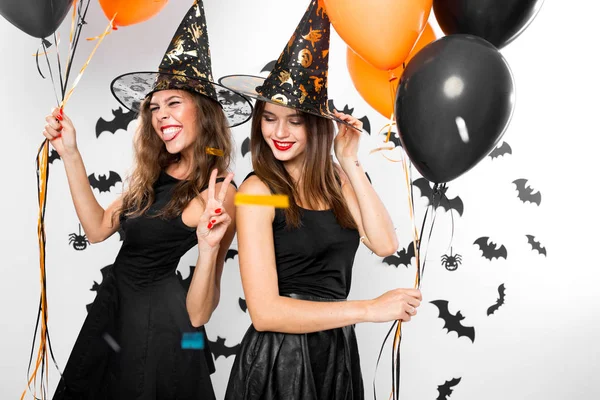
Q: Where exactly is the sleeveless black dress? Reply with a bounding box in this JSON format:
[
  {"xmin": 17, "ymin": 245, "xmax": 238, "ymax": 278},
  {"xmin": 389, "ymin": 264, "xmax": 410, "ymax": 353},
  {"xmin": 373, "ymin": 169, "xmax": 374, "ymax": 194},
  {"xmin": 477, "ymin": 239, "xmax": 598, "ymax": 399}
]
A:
[
  {"xmin": 225, "ymin": 173, "xmax": 364, "ymax": 400},
  {"xmin": 53, "ymin": 171, "xmax": 226, "ymax": 400}
]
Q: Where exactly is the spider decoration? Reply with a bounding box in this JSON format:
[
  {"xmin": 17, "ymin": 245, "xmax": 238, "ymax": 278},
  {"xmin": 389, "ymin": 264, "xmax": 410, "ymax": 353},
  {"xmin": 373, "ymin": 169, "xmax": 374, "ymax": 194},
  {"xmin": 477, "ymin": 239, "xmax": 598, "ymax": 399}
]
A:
[
  {"xmin": 69, "ymin": 224, "xmax": 90, "ymax": 251},
  {"xmin": 441, "ymin": 248, "xmax": 462, "ymax": 271}
]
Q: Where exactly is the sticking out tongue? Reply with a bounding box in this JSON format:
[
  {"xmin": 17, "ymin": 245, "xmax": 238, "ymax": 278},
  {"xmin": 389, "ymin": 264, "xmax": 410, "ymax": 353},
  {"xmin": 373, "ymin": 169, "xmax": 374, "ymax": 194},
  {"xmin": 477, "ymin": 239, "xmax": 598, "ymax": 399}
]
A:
[{"xmin": 162, "ymin": 126, "xmax": 182, "ymax": 141}]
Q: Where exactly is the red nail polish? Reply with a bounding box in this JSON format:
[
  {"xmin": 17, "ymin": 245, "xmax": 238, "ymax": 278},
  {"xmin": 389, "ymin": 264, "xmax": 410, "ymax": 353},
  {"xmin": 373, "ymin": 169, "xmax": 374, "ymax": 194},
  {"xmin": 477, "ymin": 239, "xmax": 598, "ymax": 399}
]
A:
[
  {"xmin": 59, "ymin": 108, "xmax": 63, "ymax": 116},
  {"xmin": 211, "ymin": 219, "xmax": 216, "ymax": 224},
  {"xmin": 56, "ymin": 113, "xmax": 63, "ymax": 121},
  {"xmin": 215, "ymin": 208, "xmax": 222, "ymax": 214},
  {"xmin": 207, "ymin": 222, "xmax": 213, "ymax": 229}
]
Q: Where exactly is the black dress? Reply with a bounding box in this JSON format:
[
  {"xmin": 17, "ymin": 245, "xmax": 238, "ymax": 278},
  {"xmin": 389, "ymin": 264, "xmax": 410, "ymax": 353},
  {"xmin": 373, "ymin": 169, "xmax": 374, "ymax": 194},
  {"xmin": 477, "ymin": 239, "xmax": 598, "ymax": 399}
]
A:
[
  {"xmin": 53, "ymin": 171, "xmax": 225, "ymax": 400},
  {"xmin": 225, "ymin": 174, "xmax": 364, "ymax": 400}
]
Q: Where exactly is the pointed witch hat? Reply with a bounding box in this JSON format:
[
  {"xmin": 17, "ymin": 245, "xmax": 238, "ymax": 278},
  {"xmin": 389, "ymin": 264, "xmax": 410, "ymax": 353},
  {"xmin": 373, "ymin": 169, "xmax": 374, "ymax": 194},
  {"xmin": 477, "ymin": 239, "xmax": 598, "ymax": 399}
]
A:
[
  {"xmin": 219, "ymin": 0, "xmax": 346, "ymax": 125},
  {"xmin": 110, "ymin": 0, "xmax": 253, "ymax": 128}
]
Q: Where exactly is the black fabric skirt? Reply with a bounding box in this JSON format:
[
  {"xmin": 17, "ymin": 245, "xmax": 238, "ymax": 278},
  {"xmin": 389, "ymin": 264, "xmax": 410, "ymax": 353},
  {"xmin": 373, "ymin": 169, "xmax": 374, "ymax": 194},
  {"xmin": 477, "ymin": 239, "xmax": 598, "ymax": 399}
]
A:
[
  {"xmin": 52, "ymin": 266, "xmax": 216, "ymax": 400},
  {"xmin": 225, "ymin": 294, "xmax": 364, "ymax": 400}
]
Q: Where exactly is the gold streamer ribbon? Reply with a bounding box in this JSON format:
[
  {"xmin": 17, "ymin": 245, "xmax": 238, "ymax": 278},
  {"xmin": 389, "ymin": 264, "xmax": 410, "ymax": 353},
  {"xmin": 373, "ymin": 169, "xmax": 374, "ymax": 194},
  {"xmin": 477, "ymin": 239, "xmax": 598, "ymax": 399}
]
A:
[
  {"xmin": 205, "ymin": 147, "xmax": 224, "ymax": 157},
  {"xmin": 234, "ymin": 194, "xmax": 290, "ymax": 208}
]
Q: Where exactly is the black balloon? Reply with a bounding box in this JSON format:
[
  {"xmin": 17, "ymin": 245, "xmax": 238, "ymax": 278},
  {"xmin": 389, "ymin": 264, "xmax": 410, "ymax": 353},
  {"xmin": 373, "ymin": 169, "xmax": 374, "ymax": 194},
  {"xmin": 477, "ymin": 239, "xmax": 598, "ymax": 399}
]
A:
[
  {"xmin": 433, "ymin": 0, "xmax": 544, "ymax": 49},
  {"xmin": 0, "ymin": 0, "xmax": 72, "ymax": 38},
  {"xmin": 395, "ymin": 34, "xmax": 515, "ymax": 184}
]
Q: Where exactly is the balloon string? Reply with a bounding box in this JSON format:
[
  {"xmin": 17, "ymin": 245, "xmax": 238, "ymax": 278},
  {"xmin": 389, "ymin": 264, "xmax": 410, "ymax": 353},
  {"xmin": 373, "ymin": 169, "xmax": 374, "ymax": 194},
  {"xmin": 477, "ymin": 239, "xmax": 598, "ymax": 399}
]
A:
[{"xmin": 61, "ymin": 13, "xmax": 116, "ymax": 108}]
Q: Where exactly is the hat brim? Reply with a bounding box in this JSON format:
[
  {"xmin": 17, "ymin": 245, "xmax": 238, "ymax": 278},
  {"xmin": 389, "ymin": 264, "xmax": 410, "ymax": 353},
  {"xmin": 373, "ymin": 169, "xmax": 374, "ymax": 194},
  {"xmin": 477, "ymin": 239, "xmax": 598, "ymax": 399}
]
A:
[
  {"xmin": 110, "ymin": 72, "xmax": 253, "ymax": 128},
  {"xmin": 218, "ymin": 74, "xmax": 356, "ymax": 129}
]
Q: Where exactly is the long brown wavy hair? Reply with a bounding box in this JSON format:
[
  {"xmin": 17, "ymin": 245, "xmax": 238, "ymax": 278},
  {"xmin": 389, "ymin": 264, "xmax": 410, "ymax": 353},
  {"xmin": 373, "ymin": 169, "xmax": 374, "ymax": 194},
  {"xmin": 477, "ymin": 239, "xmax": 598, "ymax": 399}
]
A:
[
  {"xmin": 251, "ymin": 100, "xmax": 356, "ymax": 230},
  {"xmin": 118, "ymin": 90, "xmax": 232, "ymax": 220}
]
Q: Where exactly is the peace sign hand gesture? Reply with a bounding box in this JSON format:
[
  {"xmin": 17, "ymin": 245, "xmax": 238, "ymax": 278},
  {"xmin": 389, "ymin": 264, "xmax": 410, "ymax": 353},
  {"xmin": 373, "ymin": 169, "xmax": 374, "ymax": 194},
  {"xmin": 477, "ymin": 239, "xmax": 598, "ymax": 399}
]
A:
[{"xmin": 196, "ymin": 169, "xmax": 234, "ymax": 252}]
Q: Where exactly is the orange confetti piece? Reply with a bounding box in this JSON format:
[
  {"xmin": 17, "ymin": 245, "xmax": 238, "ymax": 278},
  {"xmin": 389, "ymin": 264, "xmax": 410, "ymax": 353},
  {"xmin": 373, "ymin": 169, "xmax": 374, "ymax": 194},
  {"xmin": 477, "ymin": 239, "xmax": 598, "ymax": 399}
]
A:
[
  {"xmin": 234, "ymin": 194, "xmax": 290, "ymax": 208},
  {"xmin": 205, "ymin": 147, "xmax": 224, "ymax": 157}
]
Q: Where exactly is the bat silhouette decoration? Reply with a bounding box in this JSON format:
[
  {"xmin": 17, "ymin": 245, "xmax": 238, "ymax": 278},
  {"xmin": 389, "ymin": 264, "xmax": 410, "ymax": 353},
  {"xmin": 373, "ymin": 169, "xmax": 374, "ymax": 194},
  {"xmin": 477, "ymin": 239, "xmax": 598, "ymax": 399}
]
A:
[
  {"xmin": 261, "ymin": 59, "xmax": 277, "ymax": 73},
  {"xmin": 488, "ymin": 141, "xmax": 512, "ymax": 159},
  {"xmin": 413, "ymin": 178, "xmax": 464, "ymax": 216},
  {"xmin": 88, "ymin": 171, "xmax": 122, "ymax": 193},
  {"xmin": 487, "ymin": 283, "xmax": 506, "ymax": 316},
  {"xmin": 87, "ymin": 264, "xmax": 113, "ymax": 312},
  {"xmin": 177, "ymin": 266, "xmax": 195, "ymax": 292},
  {"xmin": 382, "ymin": 242, "xmax": 415, "ymax": 268},
  {"xmin": 430, "ymin": 300, "xmax": 475, "ymax": 343},
  {"xmin": 513, "ymin": 179, "xmax": 541, "ymax": 206},
  {"xmin": 239, "ymin": 297, "xmax": 248, "ymax": 313},
  {"xmin": 526, "ymin": 234, "xmax": 547, "ymax": 256},
  {"xmin": 49, "ymin": 149, "xmax": 61, "ymax": 164},
  {"xmin": 473, "ymin": 236, "xmax": 507, "ymax": 260},
  {"xmin": 382, "ymin": 130, "xmax": 402, "ymax": 147},
  {"xmin": 241, "ymin": 137, "xmax": 250, "ymax": 157},
  {"xmin": 436, "ymin": 377, "xmax": 462, "ymax": 400},
  {"xmin": 327, "ymin": 99, "xmax": 371, "ymax": 134},
  {"xmin": 95, "ymin": 107, "xmax": 136, "ymax": 138},
  {"xmin": 226, "ymin": 249, "xmax": 238, "ymax": 261},
  {"xmin": 208, "ymin": 336, "xmax": 240, "ymax": 360}
]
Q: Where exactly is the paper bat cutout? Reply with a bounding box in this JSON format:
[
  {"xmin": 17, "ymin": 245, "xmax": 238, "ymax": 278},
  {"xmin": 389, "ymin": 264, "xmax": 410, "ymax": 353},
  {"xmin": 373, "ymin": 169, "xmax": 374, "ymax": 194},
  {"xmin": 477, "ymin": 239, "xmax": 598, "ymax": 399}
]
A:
[
  {"xmin": 358, "ymin": 116, "xmax": 371, "ymax": 134},
  {"xmin": 413, "ymin": 178, "xmax": 464, "ymax": 216},
  {"xmin": 328, "ymin": 99, "xmax": 353, "ymax": 115},
  {"xmin": 512, "ymin": 178, "xmax": 541, "ymax": 206},
  {"xmin": 488, "ymin": 141, "xmax": 512, "ymax": 159},
  {"xmin": 208, "ymin": 336, "xmax": 240, "ymax": 360},
  {"xmin": 88, "ymin": 171, "xmax": 122, "ymax": 193},
  {"xmin": 430, "ymin": 300, "xmax": 475, "ymax": 343},
  {"xmin": 87, "ymin": 264, "xmax": 113, "ymax": 312},
  {"xmin": 526, "ymin": 234, "xmax": 547, "ymax": 256},
  {"xmin": 239, "ymin": 297, "xmax": 247, "ymax": 313},
  {"xmin": 241, "ymin": 137, "xmax": 250, "ymax": 157},
  {"xmin": 95, "ymin": 107, "xmax": 136, "ymax": 138},
  {"xmin": 49, "ymin": 149, "xmax": 61, "ymax": 164},
  {"xmin": 487, "ymin": 283, "xmax": 506, "ymax": 316},
  {"xmin": 382, "ymin": 242, "xmax": 415, "ymax": 268},
  {"xmin": 326, "ymin": 100, "xmax": 371, "ymax": 134},
  {"xmin": 382, "ymin": 130, "xmax": 402, "ymax": 147},
  {"xmin": 226, "ymin": 249, "xmax": 238, "ymax": 261},
  {"xmin": 473, "ymin": 236, "xmax": 507, "ymax": 260},
  {"xmin": 177, "ymin": 266, "xmax": 195, "ymax": 292},
  {"xmin": 261, "ymin": 60, "xmax": 277, "ymax": 73},
  {"xmin": 437, "ymin": 377, "xmax": 462, "ymax": 400}
]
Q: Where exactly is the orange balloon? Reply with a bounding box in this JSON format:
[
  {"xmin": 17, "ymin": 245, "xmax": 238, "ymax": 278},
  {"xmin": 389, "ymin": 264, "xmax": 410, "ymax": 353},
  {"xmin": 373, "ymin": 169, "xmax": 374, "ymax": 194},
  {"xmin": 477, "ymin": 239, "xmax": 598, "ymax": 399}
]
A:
[
  {"xmin": 347, "ymin": 24, "xmax": 437, "ymax": 118},
  {"xmin": 99, "ymin": 0, "xmax": 168, "ymax": 27},
  {"xmin": 325, "ymin": 0, "xmax": 432, "ymax": 71}
]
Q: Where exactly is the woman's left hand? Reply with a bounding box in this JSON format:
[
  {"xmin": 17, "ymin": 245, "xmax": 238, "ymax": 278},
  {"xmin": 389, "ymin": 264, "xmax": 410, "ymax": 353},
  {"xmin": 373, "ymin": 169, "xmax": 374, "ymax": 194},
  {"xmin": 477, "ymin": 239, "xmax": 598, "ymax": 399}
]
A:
[
  {"xmin": 333, "ymin": 110, "xmax": 363, "ymax": 161},
  {"xmin": 197, "ymin": 169, "xmax": 234, "ymax": 251}
]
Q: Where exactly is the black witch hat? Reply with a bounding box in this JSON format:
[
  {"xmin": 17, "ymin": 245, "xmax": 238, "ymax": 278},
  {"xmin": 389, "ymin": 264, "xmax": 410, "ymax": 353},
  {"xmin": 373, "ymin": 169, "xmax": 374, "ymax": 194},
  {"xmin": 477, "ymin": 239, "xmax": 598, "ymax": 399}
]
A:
[
  {"xmin": 110, "ymin": 0, "xmax": 252, "ymax": 128},
  {"xmin": 219, "ymin": 0, "xmax": 345, "ymax": 124}
]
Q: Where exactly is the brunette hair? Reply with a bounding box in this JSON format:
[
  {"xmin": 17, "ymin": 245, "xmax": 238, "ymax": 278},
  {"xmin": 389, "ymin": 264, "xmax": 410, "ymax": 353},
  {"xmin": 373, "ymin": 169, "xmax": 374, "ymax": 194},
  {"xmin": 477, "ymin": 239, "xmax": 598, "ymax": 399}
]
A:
[{"xmin": 250, "ymin": 100, "xmax": 356, "ymax": 230}]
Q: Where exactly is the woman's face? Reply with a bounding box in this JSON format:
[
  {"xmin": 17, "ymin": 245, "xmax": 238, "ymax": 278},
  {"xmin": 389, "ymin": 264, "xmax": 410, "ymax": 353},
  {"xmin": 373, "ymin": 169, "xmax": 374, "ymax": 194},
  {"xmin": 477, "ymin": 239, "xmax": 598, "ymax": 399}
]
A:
[
  {"xmin": 260, "ymin": 102, "xmax": 308, "ymax": 165},
  {"xmin": 150, "ymin": 89, "xmax": 198, "ymax": 155}
]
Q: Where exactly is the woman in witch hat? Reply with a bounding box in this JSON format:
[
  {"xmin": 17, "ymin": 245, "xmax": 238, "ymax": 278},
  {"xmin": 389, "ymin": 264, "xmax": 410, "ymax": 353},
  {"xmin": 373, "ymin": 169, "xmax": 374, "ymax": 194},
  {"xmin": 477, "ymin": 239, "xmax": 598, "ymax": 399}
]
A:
[
  {"xmin": 42, "ymin": 1, "xmax": 252, "ymax": 398},
  {"xmin": 219, "ymin": 1, "xmax": 422, "ymax": 398}
]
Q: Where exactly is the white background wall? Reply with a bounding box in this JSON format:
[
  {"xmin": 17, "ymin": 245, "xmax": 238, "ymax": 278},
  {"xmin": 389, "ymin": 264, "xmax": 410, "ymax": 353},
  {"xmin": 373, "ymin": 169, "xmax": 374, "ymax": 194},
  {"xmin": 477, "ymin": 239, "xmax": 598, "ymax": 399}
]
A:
[{"xmin": 1, "ymin": 0, "xmax": 599, "ymax": 398}]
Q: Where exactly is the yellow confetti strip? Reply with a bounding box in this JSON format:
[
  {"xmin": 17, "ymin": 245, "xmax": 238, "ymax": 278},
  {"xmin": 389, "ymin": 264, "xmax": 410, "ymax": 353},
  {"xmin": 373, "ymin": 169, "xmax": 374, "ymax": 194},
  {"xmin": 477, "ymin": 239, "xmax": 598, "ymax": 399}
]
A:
[
  {"xmin": 234, "ymin": 194, "xmax": 290, "ymax": 208},
  {"xmin": 205, "ymin": 147, "xmax": 224, "ymax": 157}
]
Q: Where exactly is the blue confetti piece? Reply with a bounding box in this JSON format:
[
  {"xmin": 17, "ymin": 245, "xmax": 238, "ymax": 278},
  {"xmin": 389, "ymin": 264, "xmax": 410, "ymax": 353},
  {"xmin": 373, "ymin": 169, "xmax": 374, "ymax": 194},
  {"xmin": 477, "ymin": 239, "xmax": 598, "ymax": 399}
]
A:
[{"xmin": 181, "ymin": 332, "xmax": 204, "ymax": 349}]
